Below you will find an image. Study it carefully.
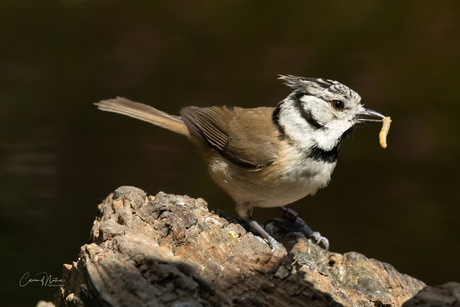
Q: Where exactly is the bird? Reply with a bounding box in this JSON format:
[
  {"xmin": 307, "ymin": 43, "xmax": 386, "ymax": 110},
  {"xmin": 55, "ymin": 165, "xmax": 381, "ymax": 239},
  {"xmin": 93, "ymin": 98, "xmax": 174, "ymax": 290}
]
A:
[{"xmin": 95, "ymin": 75, "xmax": 385, "ymax": 250}]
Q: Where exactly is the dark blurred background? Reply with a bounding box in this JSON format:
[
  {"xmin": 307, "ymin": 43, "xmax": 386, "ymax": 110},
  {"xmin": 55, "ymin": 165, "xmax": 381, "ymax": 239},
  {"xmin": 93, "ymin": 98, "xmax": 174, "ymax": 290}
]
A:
[{"xmin": 1, "ymin": 0, "xmax": 459, "ymax": 305}]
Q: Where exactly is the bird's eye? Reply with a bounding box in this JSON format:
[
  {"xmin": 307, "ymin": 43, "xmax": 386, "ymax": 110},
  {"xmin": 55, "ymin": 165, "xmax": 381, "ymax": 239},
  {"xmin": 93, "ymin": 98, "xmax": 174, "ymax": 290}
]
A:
[{"xmin": 331, "ymin": 100, "xmax": 345, "ymax": 110}]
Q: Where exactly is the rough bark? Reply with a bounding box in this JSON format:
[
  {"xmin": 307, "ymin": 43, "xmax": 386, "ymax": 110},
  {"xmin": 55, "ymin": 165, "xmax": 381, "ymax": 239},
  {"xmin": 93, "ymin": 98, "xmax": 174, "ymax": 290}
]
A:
[
  {"xmin": 52, "ymin": 186, "xmax": 435, "ymax": 307},
  {"xmin": 402, "ymin": 282, "xmax": 460, "ymax": 307}
]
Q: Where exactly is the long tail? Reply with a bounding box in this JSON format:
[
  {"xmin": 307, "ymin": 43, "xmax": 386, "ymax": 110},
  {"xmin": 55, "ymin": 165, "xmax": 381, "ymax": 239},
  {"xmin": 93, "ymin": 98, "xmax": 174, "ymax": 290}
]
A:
[{"xmin": 95, "ymin": 97, "xmax": 190, "ymax": 137}]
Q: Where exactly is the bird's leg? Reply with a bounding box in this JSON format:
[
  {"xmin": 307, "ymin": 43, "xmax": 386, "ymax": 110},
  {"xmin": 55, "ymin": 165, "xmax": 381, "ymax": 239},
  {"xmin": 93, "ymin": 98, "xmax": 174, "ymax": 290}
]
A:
[
  {"xmin": 245, "ymin": 218, "xmax": 281, "ymax": 251},
  {"xmin": 278, "ymin": 207, "xmax": 329, "ymax": 250},
  {"xmin": 236, "ymin": 202, "xmax": 281, "ymax": 251}
]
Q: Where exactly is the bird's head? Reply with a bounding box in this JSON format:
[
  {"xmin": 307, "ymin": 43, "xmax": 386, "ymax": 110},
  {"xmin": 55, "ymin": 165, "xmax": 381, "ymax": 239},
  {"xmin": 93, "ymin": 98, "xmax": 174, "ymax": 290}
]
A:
[{"xmin": 276, "ymin": 75, "xmax": 384, "ymax": 154}]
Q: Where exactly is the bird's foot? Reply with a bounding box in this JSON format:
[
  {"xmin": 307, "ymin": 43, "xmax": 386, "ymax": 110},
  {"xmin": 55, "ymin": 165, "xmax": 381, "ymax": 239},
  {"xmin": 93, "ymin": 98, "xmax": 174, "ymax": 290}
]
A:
[
  {"xmin": 247, "ymin": 219, "xmax": 283, "ymax": 252},
  {"xmin": 278, "ymin": 207, "xmax": 330, "ymax": 250},
  {"xmin": 310, "ymin": 231, "xmax": 330, "ymax": 251}
]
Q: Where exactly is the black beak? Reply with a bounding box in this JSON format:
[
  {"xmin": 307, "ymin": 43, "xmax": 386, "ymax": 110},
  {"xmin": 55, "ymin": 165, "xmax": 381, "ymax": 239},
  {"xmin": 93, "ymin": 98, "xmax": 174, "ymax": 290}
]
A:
[{"xmin": 356, "ymin": 108, "xmax": 385, "ymax": 124}]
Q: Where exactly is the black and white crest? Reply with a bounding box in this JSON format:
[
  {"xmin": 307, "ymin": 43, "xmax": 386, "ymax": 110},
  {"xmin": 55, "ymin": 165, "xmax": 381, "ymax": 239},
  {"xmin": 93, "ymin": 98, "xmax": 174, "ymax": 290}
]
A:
[{"xmin": 278, "ymin": 75, "xmax": 361, "ymax": 103}]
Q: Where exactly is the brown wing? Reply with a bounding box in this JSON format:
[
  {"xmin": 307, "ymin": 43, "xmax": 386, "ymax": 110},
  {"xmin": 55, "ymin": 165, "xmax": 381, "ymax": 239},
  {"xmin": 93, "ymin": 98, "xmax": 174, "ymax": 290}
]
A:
[{"xmin": 180, "ymin": 106, "xmax": 278, "ymax": 168}]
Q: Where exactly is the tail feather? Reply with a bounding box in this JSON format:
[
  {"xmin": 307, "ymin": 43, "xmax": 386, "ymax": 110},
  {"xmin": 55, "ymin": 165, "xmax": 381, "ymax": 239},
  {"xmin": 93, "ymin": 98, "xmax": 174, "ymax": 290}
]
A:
[{"xmin": 95, "ymin": 97, "xmax": 190, "ymax": 137}]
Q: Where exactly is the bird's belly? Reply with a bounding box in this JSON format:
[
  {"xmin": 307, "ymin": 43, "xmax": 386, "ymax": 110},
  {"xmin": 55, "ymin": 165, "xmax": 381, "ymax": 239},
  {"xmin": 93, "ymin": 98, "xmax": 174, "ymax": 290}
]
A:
[
  {"xmin": 208, "ymin": 154, "xmax": 337, "ymax": 208},
  {"xmin": 256, "ymin": 161, "xmax": 336, "ymax": 208}
]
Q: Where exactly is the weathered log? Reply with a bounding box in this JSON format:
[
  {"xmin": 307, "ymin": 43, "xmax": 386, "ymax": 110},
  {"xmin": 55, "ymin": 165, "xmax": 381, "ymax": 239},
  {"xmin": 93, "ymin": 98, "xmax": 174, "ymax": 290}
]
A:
[
  {"xmin": 53, "ymin": 186, "xmax": 430, "ymax": 306},
  {"xmin": 403, "ymin": 282, "xmax": 460, "ymax": 307}
]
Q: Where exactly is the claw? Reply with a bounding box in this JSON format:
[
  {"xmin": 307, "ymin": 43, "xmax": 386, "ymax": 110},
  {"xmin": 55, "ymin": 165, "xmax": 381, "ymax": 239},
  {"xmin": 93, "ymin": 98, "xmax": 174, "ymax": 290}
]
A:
[
  {"xmin": 247, "ymin": 218, "xmax": 282, "ymax": 251},
  {"xmin": 278, "ymin": 207, "xmax": 330, "ymax": 250},
  {"xmin": 311, "ymin": 231, "xmax": 329, "ymax": 251}
]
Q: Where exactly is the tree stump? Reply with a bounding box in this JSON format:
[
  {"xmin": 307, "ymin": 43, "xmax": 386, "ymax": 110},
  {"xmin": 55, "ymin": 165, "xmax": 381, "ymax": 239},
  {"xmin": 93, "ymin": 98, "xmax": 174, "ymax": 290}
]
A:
[{"xmin": 53, "ymin": 186, "xmax": 432, "ymax": 306}]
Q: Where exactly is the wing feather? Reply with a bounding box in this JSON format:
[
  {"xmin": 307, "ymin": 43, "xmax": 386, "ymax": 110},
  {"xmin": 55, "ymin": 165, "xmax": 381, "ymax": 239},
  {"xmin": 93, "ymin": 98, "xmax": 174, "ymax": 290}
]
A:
[{"xmin": 180, "ymin": 106, "xmax": 278, "ymax": 168}]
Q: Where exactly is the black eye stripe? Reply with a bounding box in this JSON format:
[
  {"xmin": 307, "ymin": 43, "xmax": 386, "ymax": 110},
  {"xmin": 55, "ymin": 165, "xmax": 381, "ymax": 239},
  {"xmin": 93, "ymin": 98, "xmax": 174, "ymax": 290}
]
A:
[{"xmin": 292, "ymin": 92, "xmax": 324, "ymax": 130}]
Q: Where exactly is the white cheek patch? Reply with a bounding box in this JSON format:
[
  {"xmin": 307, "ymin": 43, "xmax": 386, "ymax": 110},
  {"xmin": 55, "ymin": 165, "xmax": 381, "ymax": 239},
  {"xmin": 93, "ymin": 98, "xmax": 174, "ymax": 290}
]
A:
[
  {"xmin": 279, "ymin": 99, "xmax": 354, "ymax": 151},
  {"xmin": 278, "ymin": 100, "xmax": 316, "ymax": 149}
]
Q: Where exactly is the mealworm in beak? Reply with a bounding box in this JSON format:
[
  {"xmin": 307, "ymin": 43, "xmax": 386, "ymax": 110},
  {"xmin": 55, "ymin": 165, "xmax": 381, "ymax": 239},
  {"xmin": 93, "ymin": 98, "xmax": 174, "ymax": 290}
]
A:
[{"xmin": 379, "ymin": 117, "xmax": 392, "ymax": 149}]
